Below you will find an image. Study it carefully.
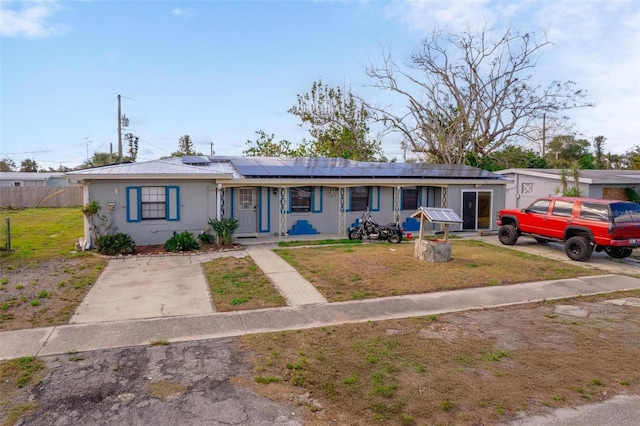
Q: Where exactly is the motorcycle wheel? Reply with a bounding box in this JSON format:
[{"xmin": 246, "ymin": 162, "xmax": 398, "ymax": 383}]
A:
[
  {"xmin": 389, "ymin": 231, "xmax": 402, "ymax": 244},
  {"xmin": 348, "ymin": 229, "xmax": 361, "ymax": 240}
]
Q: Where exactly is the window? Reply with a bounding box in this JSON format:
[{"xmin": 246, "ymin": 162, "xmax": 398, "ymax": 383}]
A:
[
  {"xmin": 401, "ymin": 187, "xmax": 418, "ymax": 210},
  {"xmin": 527, "ymin": 199, "xmax": 550, "ymax": 214},
  {"xmin": 580, "ymin": 203, "xmax": 609, "ymax": 222},
  {"xmin": 238, "ymin": 188, "xmax": 253, "ymax": 210},
  {"xmin": 350, "ymin": 186, "xmax": 370, "ymax": 211},
  {"xmin": 611, "ymin": 203, "xmax": 640, "ymax": 223},
  {"xmin": 127, "ymin": 186, "xmax": 180, "ymax": 222},
  {"xmin": 521, "ymin": 183, "xmax": 534, "ymax": 195},
  {"xmin": 141, "ymin": 187, "xmax": 166, "ymax": 219},
  {"xmin": 291, "ymin": 186, "xmax": 312, "ymax": 213},
  {"xmin": 552, "ymin": 200, "xmax": 574, "ymax": 217}
]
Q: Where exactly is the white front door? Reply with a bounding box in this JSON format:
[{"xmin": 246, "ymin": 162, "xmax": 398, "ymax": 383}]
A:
[{"xmin": 235, "ymin": 187, "xmax": 257, "ymax": 235}]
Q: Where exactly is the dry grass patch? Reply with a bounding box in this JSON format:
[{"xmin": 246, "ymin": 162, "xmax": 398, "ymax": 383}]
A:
[
  {"xmin": 0, "ymin": 356, "xmax": 46, "ymax": 426},
  {"xmin": 203, "ymin": 256, "xmax": 286, "ymax": 312},
  {"xmin": 274, "ymin": 240, "xmax": 601, "ymax": 302},
  {"xmin": 147, "ymin": 379, "xmax": 187, "ymax": 400},
  {"xmin": 240, "ymin": 290, "xmax": 640, "ymax": 425}
]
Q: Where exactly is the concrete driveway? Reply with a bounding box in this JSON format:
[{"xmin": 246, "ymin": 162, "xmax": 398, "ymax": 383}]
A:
[
  {"xmin": 71, "ymin": 252, "xmax": 247, "ymax": 324},
  {"xmin": 475, "ymin": 235, "xmax": 640, "ymax": 276}
]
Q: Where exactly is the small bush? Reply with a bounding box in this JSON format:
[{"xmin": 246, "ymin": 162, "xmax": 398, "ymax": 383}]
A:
[
  {"xmin": 198, "ymin": 232, "xmax": 215, "ymax": 244},
  {"xmin": 164, "ymin": 231, "xmax": 200, "ymax": 252},
  {"xmin": 208, "ymin": 217, "xmax": 239, "ymax": 246},
  {"xmin": 96, "ymin": 233, "xmax": 136, "ymax": 255}
]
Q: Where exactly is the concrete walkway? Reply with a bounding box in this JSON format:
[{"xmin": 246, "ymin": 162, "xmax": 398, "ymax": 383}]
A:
[
  {"xmin": 244, "ymin": 245, "xmax": 328, "ymax": 305},
  {"xmin": 2, "ymin": 273, "xmax": 639, "ymax": 360}
]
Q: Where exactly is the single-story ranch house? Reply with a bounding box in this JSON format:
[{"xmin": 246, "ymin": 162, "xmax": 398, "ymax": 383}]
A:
[
  {"xmin": 66, "ymin": 156, "xmax": 509, "ymax": 246},
  {"xmin": 496, "ymin": 168, "xmax": 640, "ymax": 210}
]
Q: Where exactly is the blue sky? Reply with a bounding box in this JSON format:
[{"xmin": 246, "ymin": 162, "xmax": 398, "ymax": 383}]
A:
[{"xmin": 1, "ymin": 0, "xmax": 638, "ymax": 169}]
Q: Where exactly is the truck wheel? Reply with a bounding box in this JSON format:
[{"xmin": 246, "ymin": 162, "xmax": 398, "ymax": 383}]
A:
[
  {"xmin": 565, "ymin": 236, "xmax": 593, "ymax": 261},
  {"xmin": 389, "ymin": 231, "xmax": 402, "ymax": 244},
  {"xmin": 498, "ymin": 225, "xmax": 518, "ymax": 245},
  {"xmin": 604, "ymin": 247, "xmax": 633, "ymax": 259}
]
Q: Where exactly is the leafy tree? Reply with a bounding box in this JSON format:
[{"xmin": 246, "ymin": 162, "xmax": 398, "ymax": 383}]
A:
[
  {"xmin": 624, "ymin": 146, "xmax": 640, "ymax": 170},
  {"xmin": 19, "ymin": 158, "xmax": 38, "ymax": 172},
  {"xmin": 468, "ymin": 144, "xmax": 548, "ymax": 171},
  {"xmin": 289, "ymin": 81, "xmax": 384, "ymax": 161},
  {"xmin": 0, "ymin": 156, "xmax": 16, "ymax": 172},
  {"xmin": 243, "ymin": 130, "xmax": 311, "ymax": 157},
  {"xmin": 47, "ymin": 164, "xmax": 72, "ymax": 172},
  {"xmin": 80, "ymin": 152, "xmax": 113, "ymax": 169},
  {"xmin": 546, "ymin": 135, "xmax": 592, "ymax": 168},
  {"xmin": 593, "ymin": 135, "xmax": 607, "ymax": 170},
  {"xmin": 365, "ymin": 26, "xmax": 592, "ymax": 164},
  {"xmin": 124, "ymin": 132, "xmax": 139, "ymax": 162},
  {"xmin": 162, "ymin": 135, "xmax": 204, "ymax": 158}
]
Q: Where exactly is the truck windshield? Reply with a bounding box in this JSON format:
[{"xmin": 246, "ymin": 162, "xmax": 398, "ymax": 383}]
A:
[{"xmin": 611, "ymin": 203, "xmax": 640, "ymax": 223}]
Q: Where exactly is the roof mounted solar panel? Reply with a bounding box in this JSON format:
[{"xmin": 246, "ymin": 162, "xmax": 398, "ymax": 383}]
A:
[{"xmin": 181, "ymin": 156, "xmax": 210, "ymax": 165}]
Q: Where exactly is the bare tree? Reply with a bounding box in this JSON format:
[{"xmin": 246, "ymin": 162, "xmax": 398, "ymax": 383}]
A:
[{"xmin": 366, "ymin": 26, "xmax": 592, "ymax": 164}]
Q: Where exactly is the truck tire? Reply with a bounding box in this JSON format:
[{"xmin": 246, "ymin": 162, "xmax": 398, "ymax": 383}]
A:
[
  {"xmin": 498, "ymin": 225, "xmax": 518, "ymax": 245},
  {"xmin": 604, "ymin": 247, "xmax": 633, "ymax": 259},
  {"xmin": 565, "ymin": 236, "xmax": 593, "ymax": 261}
]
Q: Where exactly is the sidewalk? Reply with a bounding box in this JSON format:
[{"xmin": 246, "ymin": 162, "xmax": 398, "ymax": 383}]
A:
[{"xmin": 2, "ymin": 273, "xmax": 639, "ymax": 361}]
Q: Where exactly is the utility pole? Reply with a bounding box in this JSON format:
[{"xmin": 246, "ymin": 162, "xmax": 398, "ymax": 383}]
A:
[
  {"xmin": 117, "ymin": 94, "xmax": 122, "ymax": 163},
  {"xmin": 541, "ymin": 112, "xmax": 546, "ymax": 158}
]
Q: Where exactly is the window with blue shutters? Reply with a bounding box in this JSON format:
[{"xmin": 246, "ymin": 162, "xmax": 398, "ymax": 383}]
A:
[{"xmin": 126, "ymin": 186, "xmax": 180, "ymax": 222}]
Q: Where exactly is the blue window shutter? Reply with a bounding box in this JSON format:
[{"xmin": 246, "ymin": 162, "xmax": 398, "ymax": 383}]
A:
[
  {"xmin": 166, "ymin": 186, "xmax": 180, "ymax": 221},
  {"xmin": 312, "ymin": 187, "xmax": 323, "ymax": 213},
  {"xmin": 370, "ymin": 186, "xmax": 380, "ymax": 211},
  {"xmin": 126, "ymin": 187, "xmax": 141, "ymax": 222}
]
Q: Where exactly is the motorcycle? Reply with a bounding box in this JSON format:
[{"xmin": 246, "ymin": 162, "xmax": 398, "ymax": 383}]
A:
[{"xmin": 348, "ymin": 208, "xmax": 403, "ymax": 243}]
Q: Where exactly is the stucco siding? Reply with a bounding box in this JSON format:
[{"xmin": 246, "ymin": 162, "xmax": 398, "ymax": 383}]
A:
[{"xmin": 88, "ymin": 180, "xmax": 219, "ymax": 245}]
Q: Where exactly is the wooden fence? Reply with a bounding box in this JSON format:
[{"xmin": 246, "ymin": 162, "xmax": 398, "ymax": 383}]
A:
[{"xmin": 0, "ymin": 186, "xmax": 83, "ymax": 208}]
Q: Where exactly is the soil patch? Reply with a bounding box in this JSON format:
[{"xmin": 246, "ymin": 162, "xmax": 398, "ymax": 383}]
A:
[{"xmin": 0, "ymin": 256, "xmax": 106, "ymax": 331}]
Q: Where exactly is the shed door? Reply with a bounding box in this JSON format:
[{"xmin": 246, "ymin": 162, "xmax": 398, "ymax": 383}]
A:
[{"xmin": 235, "ymin": 187, "xmax": 257, "ymax": 234}]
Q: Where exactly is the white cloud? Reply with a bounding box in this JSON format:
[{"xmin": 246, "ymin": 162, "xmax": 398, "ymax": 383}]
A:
[
  {"xmin": 170, "ymin": 7, "xmax": 198, "ymax": 19},
  {"xmin": 0, "ymin": 0, "xmax": 69, "ymax": 38}
]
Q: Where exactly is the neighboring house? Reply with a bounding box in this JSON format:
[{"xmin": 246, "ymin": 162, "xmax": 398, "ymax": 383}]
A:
[
  {"xmin": 496, "ymin": 168, "xmax": 640, "ymax": 209},
  {"xmin": 66, "ymin": 156, "xmax": 509, "ymax": 246},
  {"xmin": 0, "ymin": 172, "xmax": 72, "ymax": 187}
]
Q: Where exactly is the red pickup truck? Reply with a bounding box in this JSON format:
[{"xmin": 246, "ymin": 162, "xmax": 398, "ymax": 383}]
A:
[{"xmin": 496, "ymin": 197, "xmax": 640, "ymax": 261}]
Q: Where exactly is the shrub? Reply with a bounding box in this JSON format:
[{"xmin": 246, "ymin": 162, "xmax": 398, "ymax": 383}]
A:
[
  {"xmin": 198, "ymin": 232, "xmax": 215, "ymax": 244},
  {"xmin": 164, "ymin": 231, "xmax": 200, "ymax": 252},
  {"xmin": 96, "ymin": 233, "xmax": 136, "ymax": 255},
  {"xmin": 208, "ymin": 217, "xmax": 239, "ymax": 246}
]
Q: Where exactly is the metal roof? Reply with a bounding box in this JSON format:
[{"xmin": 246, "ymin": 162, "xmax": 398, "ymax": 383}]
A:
[
  {"xmin": 496, "ymin": 168, "xmax": 640, "ymax": 185},
  {"xmin": 66, "ymin": 159, "xmax": 235, "ymax": 177},
  {"xmin": 0, "ymin": 172, "xmax": 65, "ymax": 181},
  {"xmin": 411, "ymin": 207, "xmax": 463, "ymax": 224},
  {"xmin": 65, "ymin": 156, "xmax": 507, "ymax": 183}
]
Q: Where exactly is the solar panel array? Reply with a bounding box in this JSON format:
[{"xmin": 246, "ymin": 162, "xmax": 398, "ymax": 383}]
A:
[{"xmin": 218, "ymin": 157, "xmax": 504, "ymax": 179}]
